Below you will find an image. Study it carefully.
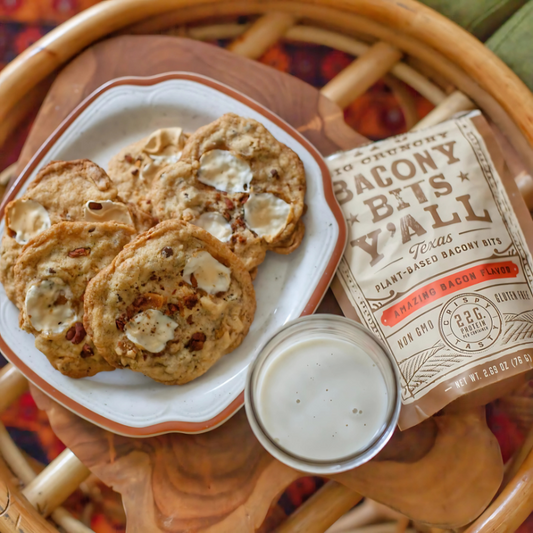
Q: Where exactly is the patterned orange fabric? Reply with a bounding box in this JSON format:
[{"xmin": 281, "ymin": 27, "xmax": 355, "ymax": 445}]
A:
[
  {"xmin": 258, "ymin": 42, "xmax": 434, "ymax": 140},
  {"xmin": 0, "ymin": 0, "xmax": 101, "ymax": 24}
]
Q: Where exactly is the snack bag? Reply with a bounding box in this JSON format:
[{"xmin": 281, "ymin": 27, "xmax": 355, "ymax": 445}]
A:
[{"xmin": 328, "ymin": 111, "xmax": 533, "ymax": 429}]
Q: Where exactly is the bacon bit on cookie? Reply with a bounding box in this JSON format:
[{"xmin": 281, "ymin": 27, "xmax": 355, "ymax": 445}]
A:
[
  {"xmin": 65, "ymin": 326, "xmax": 75, "ymax": 341},
  {"xmin": 240, "ymin": 194, "xmax": 249, "ymax": 204},
  {"xmin": 224, "ymin": 197, "xmax": 235, "ymax": 210},
  {"xmin": 183, "ymin": 294, "xmax": 198, "ymax": 309},
  {"xmin": 165, "ymin": 301, "xmax": 184, "ymax": 317},
  {"xmin": 131, "ymin": 168, "xmax": 139, "ymax": 176},
  {"xmin": 48, "ymin": 268, "xmax": 56, "ymax": 274},
  {"xmin": 116, "ymin": 314, "xmax": 127, "ymax": 331},
  {"xmin": 54, "ymin": 294, "xmax": 68, "ymax": 306},
  {"xmin": 186, "ymin": 315, "xmax": 194, "ymax": 325},
  {"xmin": 161, "ymin": 246, "xmax": 174, "ymax": 258},
  {"xmin": 127, "ymin": 293, "xmax": 166, "ymax": 317},
  {"xmin": 230, "ymin": 234, "xmax": 246, "ymax": 244},
  {"xmin": 231, "ymin": 217, "xmax": 246, "ymax": 231},
  {"xmin": 166, "ymin": 303, "xmax": 179, "ymax": 315},
  {"xmin": 88, "ymin": 201, "xmax": 102, "ymax": 210},
  {"xmin": 68, "ymin": 247, "xmax": 90, "ymax": 258},
  {"xmin": 187, "ymin": 332, "xmax": 206, "ymax": 351},
  {"xmin": 7, "ymin": 228, "xmax": 16, "ymax": 238},
  {"xmin": 270, "ymin": 169, "xmax": 280, "ymax": 179},
  {"xmin": 190, "ymin": 273, "xmax": 198, "ymax": 289},
  {"xmin": 66, "ymin": 322, "xmax": 86, "ymax": 344},
  {"xmin": 223, "ymin": 211, "xmax": 231, "ymax": 221},
  {"xmin": 81, "ymin": 344, "xmax": 94, "ymax": 358},
  {"xmin": 124, "ymin": 154, "xmax": 134, "ymax": 164}
]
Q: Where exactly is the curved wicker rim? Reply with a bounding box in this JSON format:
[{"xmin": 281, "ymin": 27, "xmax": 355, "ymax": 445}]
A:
[
  {"xmin": 0, "ymin": 71, "xmax": 347, "ymax": 436},
  {"xmin": 1, "ymin": 0, "xmax": 532, "ymax": 148}
]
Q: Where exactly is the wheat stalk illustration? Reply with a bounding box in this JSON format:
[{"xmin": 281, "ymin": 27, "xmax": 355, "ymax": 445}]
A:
[
  {"xmin": 400, "ymin": 341, "xmax": 472, "ymax": 395},
  {"xmin": 502, "ymin": 310, "xmax": 533, "ymax": 345}
]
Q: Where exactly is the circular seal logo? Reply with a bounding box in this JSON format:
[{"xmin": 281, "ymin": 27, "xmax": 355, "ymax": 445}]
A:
[{"xmin": 439, "ymin": 294, "xmax": 502, "ymax": 352}]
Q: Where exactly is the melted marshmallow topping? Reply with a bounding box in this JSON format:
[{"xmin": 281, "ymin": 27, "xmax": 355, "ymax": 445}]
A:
[
  {"xmin": 149, "ymin": 154, "xmax": 182, "ymax": 165},
  {"xmin": 140, "ymin": 127, "xmax": 185, "ymax": 181},
  {"xmin": 198, "ymin": 150, "xmax": 252, "ymax": 193},
  {"xmin": 7, "ymin": 199, "xmax": 51, "ymax": 244},
  {"xmin": 192, "ymin": 212, "xmax": 233, "ymax": 242},
  {"xmin": 143, "ymin": 127, "xmax": 184, "ymax": 154},
  {"xmin": 25, "ymin": 279, "xmax": 76, "ymax": 334},
  {"xmin": 183, "ymin": 251, "xmax": 231, "ymax": 294},
  {"xmin": 141, "ymin": 154, "xmax": 182, "ymax": 181},
  {"xmin": 244, "ymin": 193, "xmax": 291, "ymax": 240},
  {"xmin": 84, "ymin": 200, "xmax": 134, "ymax": 225},
  {"xmin": 125, "ymin": 309, "xmax": 178, "ymax": 353}
]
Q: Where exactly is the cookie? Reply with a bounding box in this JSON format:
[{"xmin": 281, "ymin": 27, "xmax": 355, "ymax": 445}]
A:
[
  {"xmin": 83, "ymin": 220, "xmax": 256, "ymax": 385},
  {"xmin": 14, "ymin": 221, "xmax": 136, "ymax": 378},
  {"xmin": 0, "ymin": 159, "xmax": 154, "ymax": 304},
  {"xmin": 0, "ymin": 235, "xmax": 20, "ymax": 303},
  {"xmin": 151, "ymin": 113, "xmax": 306, "ymax": 271},
  {"xmin": 108, "ymin": 128, "xmax": 188, "ymax": 213}
]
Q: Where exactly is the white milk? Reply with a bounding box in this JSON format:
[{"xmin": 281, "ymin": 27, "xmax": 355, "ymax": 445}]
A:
[{"xmin": 255, "ymin": 337, "xmax": 389, "ymax": 462}]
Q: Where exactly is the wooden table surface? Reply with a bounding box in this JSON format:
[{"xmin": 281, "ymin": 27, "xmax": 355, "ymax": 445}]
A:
[{"xmin": 21, "ymin": 35, "xmax": 503, "ymax": 532}]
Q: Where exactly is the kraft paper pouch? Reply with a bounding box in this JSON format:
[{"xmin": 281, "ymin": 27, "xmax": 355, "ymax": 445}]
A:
[{"xmin": 327, "ymin": 111, "xmax": 533, "ymax": 429}]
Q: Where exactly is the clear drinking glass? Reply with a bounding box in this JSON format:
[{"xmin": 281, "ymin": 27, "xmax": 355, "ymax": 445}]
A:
[{"xmin": 245, "ymin": 314, "xmax": 401, "ymax": 474}]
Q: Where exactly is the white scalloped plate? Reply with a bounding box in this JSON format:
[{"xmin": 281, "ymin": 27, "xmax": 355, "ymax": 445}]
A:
[{"xmin": 0, "ymin": 73, "xmax": 346, "ymax": 436}]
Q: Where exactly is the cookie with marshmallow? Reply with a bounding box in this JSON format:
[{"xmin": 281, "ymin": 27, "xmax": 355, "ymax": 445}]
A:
[
  {"xmin": 83, "ymin": 219, "xmax": 256, "ymax": 385},
  {"xmin": 108, "ymin": 127, "xmax": 188, "ymax": 214},
  {"xmin": 14, "ymin": 221, "xmax": 135, "ymax": 378},
  {"xmin": 151, "ymin": 113, "xmax": 306, "ymax": 273},
  {"xmin": 0, "ymin": 159, "xmax": 154, "ymax": 305}
]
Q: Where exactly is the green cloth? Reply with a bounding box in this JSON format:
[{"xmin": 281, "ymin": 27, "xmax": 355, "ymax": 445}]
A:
[
  {"xmin": 420, "ymin": 0, "xmax": 528, "ymax": 40},
  {"xmin": 487, "ymin": 1, "xmax": 533, "ymax": 91},
  {"xmin": 419, "ymin": 1, "xmax": 533, "ymax": 92}
]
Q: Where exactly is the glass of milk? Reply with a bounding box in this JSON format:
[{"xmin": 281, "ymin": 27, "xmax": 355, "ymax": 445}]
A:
[{"xmin": 245, "ymin": 315, "xmax": 400, "ymax": 474}]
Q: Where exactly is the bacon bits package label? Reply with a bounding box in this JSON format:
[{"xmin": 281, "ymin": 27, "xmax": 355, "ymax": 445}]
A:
[{"xmin": 328, "ymin": 111, "xmax": 533, "ymax": 429}]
